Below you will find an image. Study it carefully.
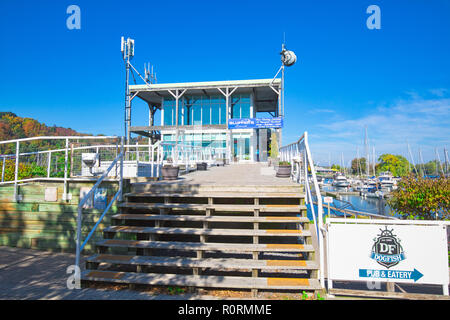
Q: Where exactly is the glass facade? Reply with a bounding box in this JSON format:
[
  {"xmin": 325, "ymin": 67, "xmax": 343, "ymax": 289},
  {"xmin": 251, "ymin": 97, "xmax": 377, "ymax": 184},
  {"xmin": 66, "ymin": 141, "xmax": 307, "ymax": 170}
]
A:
[
  {"xmin": 161, "ymin": 92, "xmax": 254, "ymax": 162},
  {"xmin": 231, "ymin": 94, "xmax": 251, "ymax": 119},
  {"xmin": 162, "ymin": 93, "xmax": 251, "ymax": 126}
]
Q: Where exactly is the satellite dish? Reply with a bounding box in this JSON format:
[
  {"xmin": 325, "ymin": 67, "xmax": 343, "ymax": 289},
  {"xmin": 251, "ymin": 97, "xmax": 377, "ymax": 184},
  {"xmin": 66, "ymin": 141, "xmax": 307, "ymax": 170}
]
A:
[{"xmin": 281, "ymin": 48, "xmax": 297, "ymax": 67}]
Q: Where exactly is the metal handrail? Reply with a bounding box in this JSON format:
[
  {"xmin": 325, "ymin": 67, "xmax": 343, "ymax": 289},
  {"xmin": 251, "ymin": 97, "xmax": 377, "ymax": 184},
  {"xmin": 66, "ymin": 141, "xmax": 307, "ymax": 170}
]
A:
[
  {"xmin": 75, "ymin": 137, "xmax": 124, "ymax": 268},
  {"xmin": 279, "ymin": 131, "xmax": 326, "ymax": 289},
  {"xmin": 0, "ymin": 135, "xmax": 119, "ymax": 145},
  {"xmin": 0, "ymin": 136, "xmax": 121, "ymax": 201}
]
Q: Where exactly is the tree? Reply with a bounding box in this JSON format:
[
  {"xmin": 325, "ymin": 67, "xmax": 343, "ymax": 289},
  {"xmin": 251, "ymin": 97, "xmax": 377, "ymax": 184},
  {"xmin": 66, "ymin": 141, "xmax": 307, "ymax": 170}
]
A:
[
  {"xmin": 388, "ymin": 175, "xmax": 449, "ymax": 220},
  {"xmin": 351, "ymin": 157, "xmax": 366, "ymax": 175},
  {"xmin": 423, "ymin": 160, "xmax": 438, "ymax": 175},
  {"xmin": 377, "ymin": 154, "xmax": 410, "ymax": 177}
]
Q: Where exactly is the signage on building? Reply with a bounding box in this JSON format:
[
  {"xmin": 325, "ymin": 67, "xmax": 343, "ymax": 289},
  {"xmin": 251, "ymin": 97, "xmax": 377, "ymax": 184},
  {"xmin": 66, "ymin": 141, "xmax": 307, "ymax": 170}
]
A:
[
  {"xmin": 326, "ymin": 219, "xmax": 449, "ymax": 288},
  {"xmin": 228, "ymin": 117, "xmax": 283, "ymax": 129}
]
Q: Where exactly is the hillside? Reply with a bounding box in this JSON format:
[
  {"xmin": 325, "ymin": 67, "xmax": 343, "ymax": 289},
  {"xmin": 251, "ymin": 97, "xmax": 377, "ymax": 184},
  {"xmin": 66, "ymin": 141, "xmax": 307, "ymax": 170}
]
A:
[
  {"xmin": 0, "ymin": 112, "xmax": 90, "ymax": 154},
  {"xmin": 0, "ymin": 112, "xmax": 87, "ymax": 141}
]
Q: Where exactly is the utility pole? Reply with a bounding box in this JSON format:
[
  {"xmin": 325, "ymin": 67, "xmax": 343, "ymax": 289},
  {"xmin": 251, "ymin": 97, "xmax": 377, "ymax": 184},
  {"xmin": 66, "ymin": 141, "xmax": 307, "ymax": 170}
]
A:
[{"xmin": 121, "ymin": 37, "xmax": 135, "ymax": 146}]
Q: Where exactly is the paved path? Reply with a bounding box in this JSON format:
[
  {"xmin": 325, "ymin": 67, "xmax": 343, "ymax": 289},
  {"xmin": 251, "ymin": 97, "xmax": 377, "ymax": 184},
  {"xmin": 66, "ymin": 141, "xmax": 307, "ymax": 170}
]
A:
[
  {"xmin": 0, "ymin": 246, "xmax": 217, "ymax": 300},
  {"xmin": 153, "ymin": 163, "xmax": 299, "ymax": 186}
]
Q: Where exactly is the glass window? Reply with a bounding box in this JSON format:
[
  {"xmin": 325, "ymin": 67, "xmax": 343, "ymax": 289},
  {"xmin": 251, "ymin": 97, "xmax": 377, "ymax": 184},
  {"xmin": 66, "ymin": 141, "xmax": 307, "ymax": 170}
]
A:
[
  {"xmin": 232, "ymin": 103, "xmax": 240, "ymax": 119},
  {"xmin": 211, "ymin": 104, "xmax": 220, "ymax": 125},
  {"xmin": 193, "ymin": 105, "xmax": 202, "ymax": 125},
  {"xmin": 164, "ymin": 105, "xmax": 173, "ymax": 126},
  {"xmin": 220, "ymin": 103, "xmax": 226, "ymax": 124},
  {"xmin": 203, "ymin": 104, "xmax": 211, "ymax": 125},
  {"xmin": 241, "ymin": 103, "xmax": 250, "ymax": 118},
  {"xmin": 230, "ymin": 94, "xmax": 251, "ymax": 119}
]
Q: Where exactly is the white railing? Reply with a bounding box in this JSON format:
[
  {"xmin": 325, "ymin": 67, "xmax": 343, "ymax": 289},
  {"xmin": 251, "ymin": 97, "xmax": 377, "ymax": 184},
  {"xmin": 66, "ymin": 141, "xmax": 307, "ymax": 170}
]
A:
[
  {"xmin": 0, "ymin": 135, "xmax": 230, "ymax": 202},
  {"xmin": 75, "ymin": 137, "xmax": 124, "ymax": 268},
  {"xmin": 0, "ymin": 136, "xmax": 120, "ymax": 202},
  {"xmin": 279, "ymin": 132, "xmax": 326, "ymax": 289}
]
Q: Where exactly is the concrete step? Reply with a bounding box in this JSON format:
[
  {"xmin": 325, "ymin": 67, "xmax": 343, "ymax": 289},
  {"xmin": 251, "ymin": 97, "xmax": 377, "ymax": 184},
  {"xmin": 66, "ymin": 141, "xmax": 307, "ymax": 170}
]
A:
[
  {"xmin": 125, "ymin": 192, "xmax": 304, "ymax": 199},
  {"xmin": 112, "ymin": 213, "xmax": 310, "ymax": 223},
  {"xmin": 86, "ymin": 254, "xmax": 319, "ymax": 270},
  {"xmin": 119, "ymin": 202, "xmax": 305, "ymax": 213},
  {"xmin": 81, "ymin": 270, "xmax": 321, "ymax": 291},
  {"xmin": 96, "ymin": 239, "xmax": 314, "ymax": 253},
  {"xmin": 103, "ymin": 226, "xmax": 311, "ymax": 237}
]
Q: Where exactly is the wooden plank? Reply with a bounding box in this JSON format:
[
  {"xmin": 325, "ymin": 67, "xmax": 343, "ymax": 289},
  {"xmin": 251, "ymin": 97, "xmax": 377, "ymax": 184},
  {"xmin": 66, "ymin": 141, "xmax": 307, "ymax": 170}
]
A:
[
  {"xmin": 120, "ymin": 202, "xmax": 304, "ymax": 213},
  {"xmin": 96, "ymin": 239, "xmax": 315, "ymax": 253},
  {"xmin": 125, "ymin": 192, "xmax": 304, "ymax": 199},
  {"xmin": 81, "ymin": 270, "xmax": 321, "ymax": 290},
  {"xmin": 86, "ymin": 254, "xmax": 318, "ymax": 270},
  {"xmin": 112, "ymin": 213, "xmax": 308, "ymax": 223},
  {"xmin": 103, "ymin": 226, "xmax": 311, "ymax": 237}
]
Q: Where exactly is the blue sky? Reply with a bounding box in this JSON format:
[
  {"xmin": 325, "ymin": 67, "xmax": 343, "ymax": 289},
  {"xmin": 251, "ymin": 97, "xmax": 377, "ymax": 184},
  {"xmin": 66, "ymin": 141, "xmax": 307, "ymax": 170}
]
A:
[{"xmin": 0, "ymin": 0, "xmax": 449, "ymax": 165}]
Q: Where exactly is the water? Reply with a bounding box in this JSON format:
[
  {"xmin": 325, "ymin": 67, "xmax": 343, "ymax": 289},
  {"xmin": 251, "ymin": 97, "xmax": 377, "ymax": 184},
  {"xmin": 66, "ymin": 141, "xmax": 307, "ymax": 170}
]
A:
[{"xmin": 309, "ymin": 184, "xmax": 394, "ymax": 219}]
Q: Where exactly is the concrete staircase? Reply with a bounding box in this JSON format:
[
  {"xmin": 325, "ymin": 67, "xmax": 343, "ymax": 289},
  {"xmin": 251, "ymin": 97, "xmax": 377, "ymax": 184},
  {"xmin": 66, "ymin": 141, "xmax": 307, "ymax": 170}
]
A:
[{"xmin": 81, "ymin": 183, "xmax": 321, "ymax": 296}]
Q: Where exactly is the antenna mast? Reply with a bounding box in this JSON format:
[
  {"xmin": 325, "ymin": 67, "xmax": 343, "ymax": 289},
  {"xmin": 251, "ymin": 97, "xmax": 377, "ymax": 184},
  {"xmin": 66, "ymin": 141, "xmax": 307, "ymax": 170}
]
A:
[{"xmin": 121, "ymin": 36, "xmax": 135, "ymax": 145}]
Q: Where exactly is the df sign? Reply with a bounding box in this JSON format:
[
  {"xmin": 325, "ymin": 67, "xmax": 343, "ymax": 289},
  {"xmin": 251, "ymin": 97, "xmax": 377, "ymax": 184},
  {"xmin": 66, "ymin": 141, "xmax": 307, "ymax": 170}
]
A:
[{"xmin": 326, "ymin": 219, "xmax": 449, "ymax": 294}]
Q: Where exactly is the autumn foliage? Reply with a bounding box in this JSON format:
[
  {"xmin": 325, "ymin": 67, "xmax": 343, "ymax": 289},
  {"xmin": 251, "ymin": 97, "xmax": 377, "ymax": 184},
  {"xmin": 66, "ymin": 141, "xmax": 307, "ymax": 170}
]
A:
[
  {"xmin": 388, "ymin": 174, "xmax": 450, "ymax": 220},
  {"xmin": 0, "ymin": 112, "xmax": 86, "ymax": 154}
]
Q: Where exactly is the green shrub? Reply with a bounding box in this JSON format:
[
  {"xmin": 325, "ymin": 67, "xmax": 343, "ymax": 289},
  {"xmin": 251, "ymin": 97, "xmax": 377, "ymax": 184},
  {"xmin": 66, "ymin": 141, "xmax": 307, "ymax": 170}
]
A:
[{"xmin": 388, "ymin": 175, "xmax": 449, "ymax": 220}]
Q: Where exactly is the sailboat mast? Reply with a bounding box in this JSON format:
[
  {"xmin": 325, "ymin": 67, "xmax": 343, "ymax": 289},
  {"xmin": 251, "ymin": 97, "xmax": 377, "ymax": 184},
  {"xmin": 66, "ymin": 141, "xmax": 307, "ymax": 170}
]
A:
[
  {"xmin": 365, "ymin": 126, "xmax": 369, "ymax": 177},
  {"xmin": 372, "ymin": 146, "xmax": 376, "ymax": 175},
  {"xmin": 407, "ymin": 142, "xmax": 418, "ymax": 175}
]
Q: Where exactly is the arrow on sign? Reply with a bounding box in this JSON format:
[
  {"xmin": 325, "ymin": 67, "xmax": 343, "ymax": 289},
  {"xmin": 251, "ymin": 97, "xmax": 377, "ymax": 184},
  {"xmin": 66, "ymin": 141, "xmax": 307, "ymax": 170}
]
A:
[{"xmin": 359, "ymin": 268, "xmax": 424, "ymax": 282}]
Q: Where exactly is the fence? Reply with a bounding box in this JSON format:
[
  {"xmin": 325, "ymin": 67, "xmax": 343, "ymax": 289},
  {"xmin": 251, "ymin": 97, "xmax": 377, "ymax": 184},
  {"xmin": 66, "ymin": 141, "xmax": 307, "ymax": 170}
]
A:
[
  {"xmin": 0, "ymin": 135, "xmax": 230, "ymax": 202},
  {"xmin": 279, "ymin": 131, "xmax": 326, "ymax": 289}
]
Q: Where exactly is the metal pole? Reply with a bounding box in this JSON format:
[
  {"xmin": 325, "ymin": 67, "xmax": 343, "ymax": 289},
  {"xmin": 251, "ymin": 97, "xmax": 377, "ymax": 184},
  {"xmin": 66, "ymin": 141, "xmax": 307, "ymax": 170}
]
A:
[
  {"xmin": 1, "ymin": 157, "xmax": 5, "ymax": 182},
  {"xmin": 47, "ymin": 151, "xmax": 51, "ymax": 178},
  {"xmin": 75, "ymin": 203, "xmax": 82, "ymax": 269},
  {"xmin": 119, "ymin": 136, "xmax": 124, "ymax": 202},
  {"xmin": 63, "ymin": 138, "xmax": 69, "ymax": 200},
  {"xmin": 156, "ymin": 143, "xmax": 161, "ymax": 178},
  {"xmin": 151, "ymin": 143, "xmax": 154, "ymax": 177},
  {"xmin": 14, "ymin": 141, "xmax": 19, "ymax": 202},
  {"xmin": 125, "ymin": 55, "xmax": 131, "ymax": 146}
]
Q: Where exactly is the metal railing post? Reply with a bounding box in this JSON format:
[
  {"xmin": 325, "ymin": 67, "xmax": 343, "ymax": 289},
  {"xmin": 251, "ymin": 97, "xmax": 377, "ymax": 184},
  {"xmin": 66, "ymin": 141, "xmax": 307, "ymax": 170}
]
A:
[
  {"xmin": 63, "ymin": 138, "xmax": 69, "ymax": 200},
  {"xmin": 303, "ymin": 132, "xmax": 325, "ymax": 289},
  {"xmin": 119, "ymin": 136, "xmax": 124, "ymax": 202},
  {"xmin": 47, "ymin": 151, "xmax": 51, "ymax": 178},
  {"xmin": 14, "ymin": 141, "xmax": 19, "ymax": 202},
  {"xmin": 1, "ymin": 157, "xmax": 5, "ymax": 182}
]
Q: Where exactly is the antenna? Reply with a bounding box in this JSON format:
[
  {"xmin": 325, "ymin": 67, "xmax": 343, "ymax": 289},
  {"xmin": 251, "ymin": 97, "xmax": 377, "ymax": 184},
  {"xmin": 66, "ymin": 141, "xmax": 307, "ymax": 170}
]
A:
[{"xmin": 144, "ymin": 63, "xmax": 157, "ymax": 84}]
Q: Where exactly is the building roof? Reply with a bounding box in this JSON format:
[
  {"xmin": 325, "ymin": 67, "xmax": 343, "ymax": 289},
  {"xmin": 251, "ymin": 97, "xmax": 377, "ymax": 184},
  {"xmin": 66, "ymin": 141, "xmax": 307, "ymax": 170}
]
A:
[{"xmin": 129, "ymin": 78, "xmax": 281, "ymax": 112}]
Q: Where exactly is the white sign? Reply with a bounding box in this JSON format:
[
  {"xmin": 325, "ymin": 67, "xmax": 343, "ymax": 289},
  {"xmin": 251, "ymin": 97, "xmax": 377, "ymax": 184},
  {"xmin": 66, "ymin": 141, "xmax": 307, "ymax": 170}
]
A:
[
  {"xmin": 323, "ymin": 196, "xmax": 333, "ymax": 204},
  {"xmin": 327, "ymin": 219, "xmax": 449, "ymax": 288}
]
